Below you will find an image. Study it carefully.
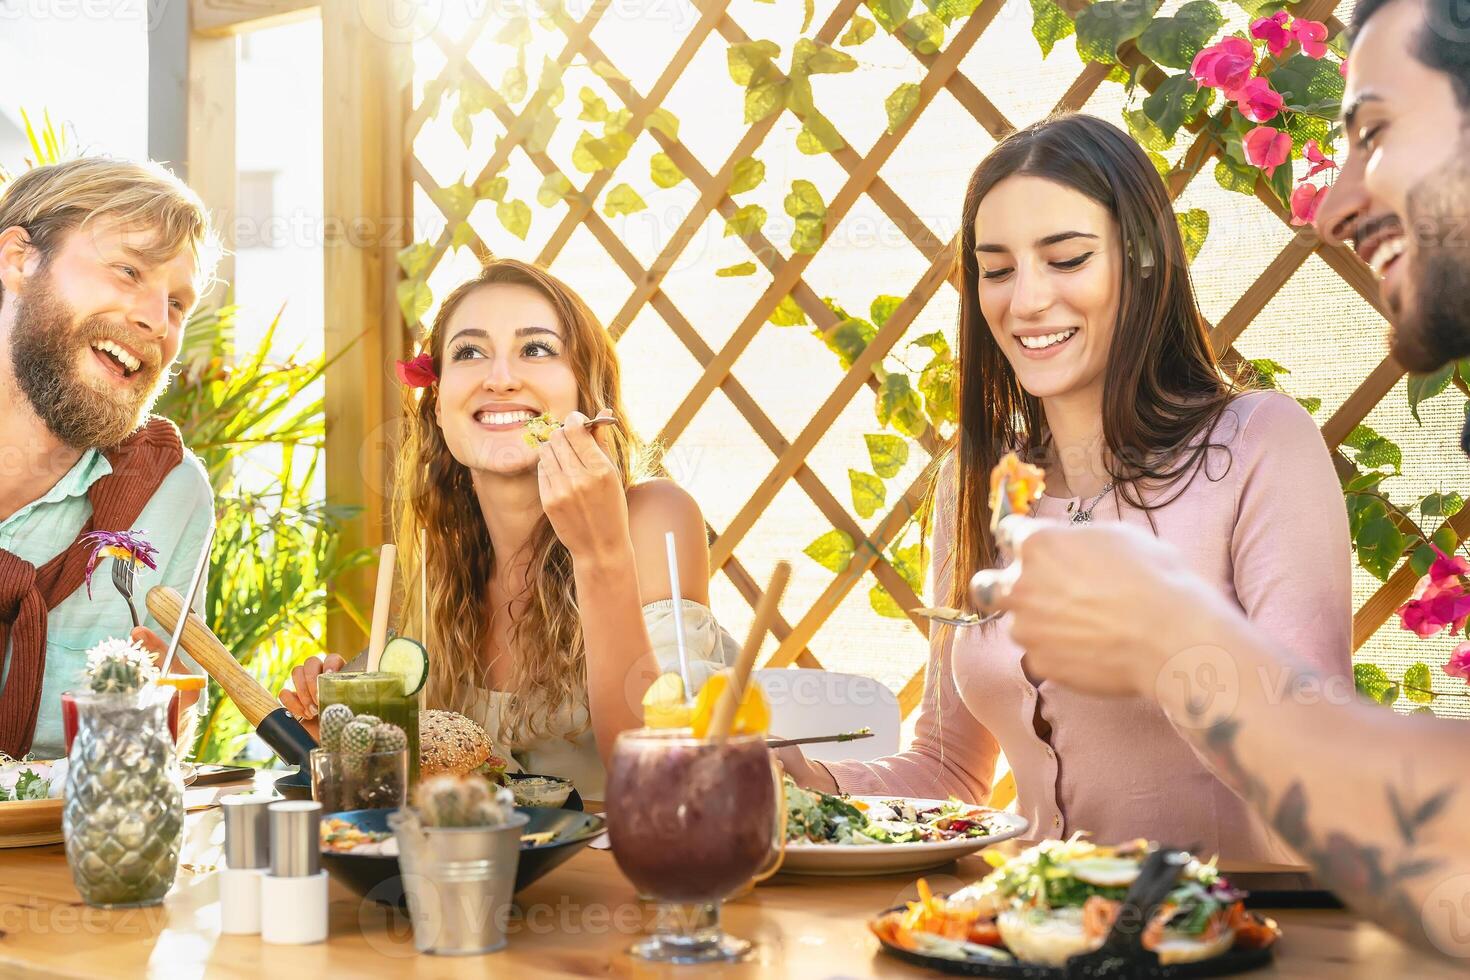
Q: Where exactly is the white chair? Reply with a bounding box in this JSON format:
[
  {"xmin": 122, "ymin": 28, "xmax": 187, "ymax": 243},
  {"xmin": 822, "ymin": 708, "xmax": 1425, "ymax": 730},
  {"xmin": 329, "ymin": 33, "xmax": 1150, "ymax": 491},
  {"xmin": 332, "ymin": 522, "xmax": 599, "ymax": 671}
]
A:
[{"xmin": 752, "ymin": 668, "xmax": 900, "ymax": 763}]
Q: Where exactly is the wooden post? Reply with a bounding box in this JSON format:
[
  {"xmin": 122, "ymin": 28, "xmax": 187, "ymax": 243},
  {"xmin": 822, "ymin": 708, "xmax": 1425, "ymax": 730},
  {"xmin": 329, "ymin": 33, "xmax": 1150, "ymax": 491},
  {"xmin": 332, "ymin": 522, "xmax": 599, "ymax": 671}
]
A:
[
  {"xmin": 321, "ymin": 0, "xmax": 413, "ymax": 655},
  {"xmin": 147, "ymin": 1, "xmax": 238, "ymax": 302}
]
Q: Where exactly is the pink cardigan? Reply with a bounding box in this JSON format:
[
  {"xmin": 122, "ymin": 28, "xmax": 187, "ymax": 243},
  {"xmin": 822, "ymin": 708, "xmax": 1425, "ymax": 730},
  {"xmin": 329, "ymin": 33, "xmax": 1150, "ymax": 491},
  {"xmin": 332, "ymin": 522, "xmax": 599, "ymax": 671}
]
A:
[{"xmin": 824, "ymin": 391, "xmax": 1353, "ymax": 862}]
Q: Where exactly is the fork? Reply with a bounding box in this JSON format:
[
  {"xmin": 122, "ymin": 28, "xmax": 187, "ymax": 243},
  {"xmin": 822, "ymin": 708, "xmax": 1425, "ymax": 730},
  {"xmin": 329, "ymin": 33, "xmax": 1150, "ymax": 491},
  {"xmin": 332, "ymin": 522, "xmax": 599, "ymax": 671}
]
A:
[
  {"xmin": 110, "ymin": 559, "xmax": 142, "ymax": 629},
  {"xmin": 910, "ymin": 605, "xmax": 1001, "ymax": 628}
]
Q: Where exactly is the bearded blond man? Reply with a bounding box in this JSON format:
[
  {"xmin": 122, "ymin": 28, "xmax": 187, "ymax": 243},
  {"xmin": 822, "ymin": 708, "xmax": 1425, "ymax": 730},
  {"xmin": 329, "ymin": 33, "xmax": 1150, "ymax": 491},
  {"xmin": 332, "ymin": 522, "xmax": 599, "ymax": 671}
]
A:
[{"xmin": 0, "ymin": 158, "xmax": 220, "ymax": 758}]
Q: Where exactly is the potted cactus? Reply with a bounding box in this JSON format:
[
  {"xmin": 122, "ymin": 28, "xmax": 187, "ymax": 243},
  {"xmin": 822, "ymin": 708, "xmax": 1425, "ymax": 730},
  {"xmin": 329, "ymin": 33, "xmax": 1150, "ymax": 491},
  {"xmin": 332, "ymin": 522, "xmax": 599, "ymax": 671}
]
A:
[
  {"xmin": 62, "ymin": 638, "xmax": 183, "ymax": 908},
  {"xmin": 388, "ymin": 775, "xmax": 527, "ymax": 955},
  {"xmin": 310, "ymin": 706, "xmax": 408, "ymax": 811}
]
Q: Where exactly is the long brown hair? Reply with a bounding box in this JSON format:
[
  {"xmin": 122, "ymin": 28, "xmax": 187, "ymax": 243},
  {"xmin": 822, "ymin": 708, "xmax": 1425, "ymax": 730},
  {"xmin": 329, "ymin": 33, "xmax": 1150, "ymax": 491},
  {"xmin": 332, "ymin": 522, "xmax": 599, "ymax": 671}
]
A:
[
  {"xmin": 393, "ymin": 259, "xmax": 652, "ymax": 747},
  {"xmin": 947, "ymin": 113, "xmax": 1235, "ymax": 606}
]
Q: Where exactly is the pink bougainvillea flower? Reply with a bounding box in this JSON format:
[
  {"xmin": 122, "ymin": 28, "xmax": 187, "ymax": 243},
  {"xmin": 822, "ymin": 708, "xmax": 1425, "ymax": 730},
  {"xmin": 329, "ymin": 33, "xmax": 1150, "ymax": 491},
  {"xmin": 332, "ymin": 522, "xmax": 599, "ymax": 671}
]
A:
[
  {"xmin": 1398, "ymin": 575, "xmax": 1470, "ymax": 638},
  {"xmin": 1235, "ymin": 77, "xmax": 1284, "ymax": 123},
  {"xmin": 395, "ymin": 352, "xmax": 437, "ymax": 387},
  {"xmin": 1191, "ymin": 36, "xmax": 1255, "ymax": 95},
  {"xmin": 1290, "ymin": 183, "xmax": 1326, "ymax": 226},
  {"xmin": 1291, "ymin": 18, "xmax": 1329, "ymax": 58},
  {"xmin": 1339, "ymin": 57, "xmax": 1349, "ymax": 77},
  {"xmin": 1250, "ymin": 11, "xmax": 1293, "ymax": 56},
  {"xmin": 1302, "ymin": 139, "xmax": 1338, "ymax": 180},
  {"xmin": 81, "ymin": 530, "xmax": 159, "ymax": 599},
  {"xmin": 1428, "ymin": 545, "xmax": 1470, "ymax": 585},
  {"xmin": 1243, "ymin": 126, "xmax": 1292, "ymax": 177},
  {"xmin": 1447, "ymin": 642, "xmax": 1470, "ymax": 683}
]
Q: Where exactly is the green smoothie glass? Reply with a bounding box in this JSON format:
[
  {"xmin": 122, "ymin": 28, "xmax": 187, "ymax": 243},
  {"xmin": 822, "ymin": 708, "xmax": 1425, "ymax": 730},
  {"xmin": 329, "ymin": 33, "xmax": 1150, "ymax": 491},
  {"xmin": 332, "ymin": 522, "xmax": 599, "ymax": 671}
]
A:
[{"xmin": 317, "ymin": 671, "xmax": 420, "ymax": 786}]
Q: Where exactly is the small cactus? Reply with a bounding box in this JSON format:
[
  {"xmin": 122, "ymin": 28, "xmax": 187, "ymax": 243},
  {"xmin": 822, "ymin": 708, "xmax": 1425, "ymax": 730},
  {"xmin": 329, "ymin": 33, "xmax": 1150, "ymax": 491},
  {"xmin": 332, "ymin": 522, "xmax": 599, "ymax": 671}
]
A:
[
  {"xmin": 84, "ymin": 638, "xmax": 159, "ymax": 694},
  {"xmin": 417, "ymin": 774, "xmax": 514, "ymax": 828},
  {"xmin": 319, "ymin": 703, "xmax": 354, "ymax": 752},
  {"xmin": 353, "ymin": 714, "xmax": 381, "ymax": 730},
  {"xmin": 371, "ymin": 722, "xmax": 407, "ymax": 754}
]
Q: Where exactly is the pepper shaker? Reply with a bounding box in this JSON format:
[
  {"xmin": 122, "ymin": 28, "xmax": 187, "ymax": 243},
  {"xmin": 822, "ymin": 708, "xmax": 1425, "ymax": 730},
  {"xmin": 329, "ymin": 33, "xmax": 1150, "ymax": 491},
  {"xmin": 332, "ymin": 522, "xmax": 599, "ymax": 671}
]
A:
[{"xmin": 260, "ymin": 800, "xmax": 329, "ymax": 945}]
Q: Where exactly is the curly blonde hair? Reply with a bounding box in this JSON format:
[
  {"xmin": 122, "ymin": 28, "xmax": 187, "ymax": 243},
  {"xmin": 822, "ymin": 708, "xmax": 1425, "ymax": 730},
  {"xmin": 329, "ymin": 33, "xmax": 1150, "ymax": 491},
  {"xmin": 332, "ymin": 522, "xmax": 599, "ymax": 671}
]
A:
[{"xmin": 393, "ymin": 259, "xmax": 651, "ymax": 748}]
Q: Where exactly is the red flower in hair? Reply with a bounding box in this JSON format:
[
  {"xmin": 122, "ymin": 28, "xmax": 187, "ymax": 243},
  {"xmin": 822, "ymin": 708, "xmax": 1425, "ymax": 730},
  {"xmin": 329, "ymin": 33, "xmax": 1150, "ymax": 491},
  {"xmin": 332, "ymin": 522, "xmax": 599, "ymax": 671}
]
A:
[{"xmin": 395, "ymin": 353, "xmax": 437, "ymax": 387}]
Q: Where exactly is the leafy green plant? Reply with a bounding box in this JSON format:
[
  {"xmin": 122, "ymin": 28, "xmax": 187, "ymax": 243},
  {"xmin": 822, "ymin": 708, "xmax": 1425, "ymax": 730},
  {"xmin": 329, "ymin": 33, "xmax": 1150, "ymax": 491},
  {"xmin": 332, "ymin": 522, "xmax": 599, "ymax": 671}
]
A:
[{"xmin": 156, "ymin": 307, "xmax": 372, "ymax": 763}]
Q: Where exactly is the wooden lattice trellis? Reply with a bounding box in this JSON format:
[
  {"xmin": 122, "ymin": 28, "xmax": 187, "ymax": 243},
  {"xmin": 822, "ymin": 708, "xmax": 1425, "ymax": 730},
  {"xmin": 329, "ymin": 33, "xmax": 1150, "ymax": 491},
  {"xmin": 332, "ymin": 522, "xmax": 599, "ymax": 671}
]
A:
[{"xmin": 396, "ymin": 0, "xmax": 1435, "ymax": 723}]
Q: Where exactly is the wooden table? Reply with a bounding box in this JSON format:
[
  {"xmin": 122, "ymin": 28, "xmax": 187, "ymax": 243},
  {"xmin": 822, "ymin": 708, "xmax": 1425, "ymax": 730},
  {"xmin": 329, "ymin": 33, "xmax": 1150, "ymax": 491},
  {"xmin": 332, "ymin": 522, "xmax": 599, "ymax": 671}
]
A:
[{"xmin": 0, "ymin": 776, "xmax": 1460, "ymax": 979}]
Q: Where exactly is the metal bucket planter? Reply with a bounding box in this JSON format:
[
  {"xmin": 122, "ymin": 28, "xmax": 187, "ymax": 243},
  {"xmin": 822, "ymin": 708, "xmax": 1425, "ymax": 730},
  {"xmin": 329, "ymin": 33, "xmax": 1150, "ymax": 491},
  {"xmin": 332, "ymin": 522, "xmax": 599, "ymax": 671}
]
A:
[{"xmin": 388, "ymin": 809, "xmax": 528, "ymax": 955}]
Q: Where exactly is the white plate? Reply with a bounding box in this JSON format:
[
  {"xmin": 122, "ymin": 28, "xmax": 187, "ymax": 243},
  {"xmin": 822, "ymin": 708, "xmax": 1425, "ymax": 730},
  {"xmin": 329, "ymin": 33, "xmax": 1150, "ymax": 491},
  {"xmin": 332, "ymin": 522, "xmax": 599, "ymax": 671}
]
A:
[{"xmin": 778, "ymin": 797, "xmax": 1029, "ymax": 876}]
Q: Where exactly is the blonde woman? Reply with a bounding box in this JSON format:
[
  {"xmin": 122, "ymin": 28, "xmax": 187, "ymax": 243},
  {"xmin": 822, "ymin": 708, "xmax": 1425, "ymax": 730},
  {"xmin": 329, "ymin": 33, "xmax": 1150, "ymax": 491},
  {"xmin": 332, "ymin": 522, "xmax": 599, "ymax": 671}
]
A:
[{"xmin": 281, "ymin": 259, "xmax": 735, "ymax": 799}]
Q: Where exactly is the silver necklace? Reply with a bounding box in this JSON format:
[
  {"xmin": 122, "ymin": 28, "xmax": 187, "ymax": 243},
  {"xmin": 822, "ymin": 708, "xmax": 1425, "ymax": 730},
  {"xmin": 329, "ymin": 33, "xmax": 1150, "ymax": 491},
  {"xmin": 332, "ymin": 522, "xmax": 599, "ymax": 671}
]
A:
[{"xmin": 1071, "ymin": 482, "xmax": 1116, "ymax": 524}]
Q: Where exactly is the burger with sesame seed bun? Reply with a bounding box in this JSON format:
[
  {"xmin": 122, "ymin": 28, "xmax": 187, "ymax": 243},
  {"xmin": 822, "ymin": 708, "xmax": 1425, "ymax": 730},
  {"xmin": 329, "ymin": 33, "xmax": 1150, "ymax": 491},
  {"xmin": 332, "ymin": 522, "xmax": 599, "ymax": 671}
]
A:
[{"xmin": 419, "ymin": 709, "xmax": 509, "ymax": 781}]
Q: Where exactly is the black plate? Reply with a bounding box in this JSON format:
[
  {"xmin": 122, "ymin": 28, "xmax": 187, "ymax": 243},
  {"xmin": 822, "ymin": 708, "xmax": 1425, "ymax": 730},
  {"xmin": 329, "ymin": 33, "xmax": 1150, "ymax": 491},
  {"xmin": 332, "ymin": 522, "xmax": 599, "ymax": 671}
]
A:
[
  {"xmin": 273, "ymin": 769, "xmax": 585, "ymax": 812},
  {"xmin": 872, "ymin": 906, "xmax": 1276, "ymax": 978},
  {"xmin": 320, "ymin": 806, "xmax": 604, "ymax": 907}
]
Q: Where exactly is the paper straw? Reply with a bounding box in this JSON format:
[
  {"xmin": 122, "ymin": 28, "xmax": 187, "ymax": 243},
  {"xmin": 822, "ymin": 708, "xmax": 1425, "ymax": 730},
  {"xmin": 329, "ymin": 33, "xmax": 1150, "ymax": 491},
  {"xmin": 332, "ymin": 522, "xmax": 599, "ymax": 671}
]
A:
[
  {"xmin": 664, "ymin": 531, "xmax": 693, "ymax": 701},
  {"xmin": 366, "ymin": 543, "xmax": 397, "ymax": 671},
  {"xmin": 419, "ymin": 527, "xmax": 428, "ymax": 639}
]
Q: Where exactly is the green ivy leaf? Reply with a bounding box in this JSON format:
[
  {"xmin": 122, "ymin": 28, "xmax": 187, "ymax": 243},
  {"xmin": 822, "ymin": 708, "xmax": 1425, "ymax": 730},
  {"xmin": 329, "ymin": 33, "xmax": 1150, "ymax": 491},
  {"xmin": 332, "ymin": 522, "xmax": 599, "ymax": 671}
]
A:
[
  {"xmin": 578, "ymin": 87, "xmax": 609, "ymax": 122},
  {"xmin": 745, "ymin": 77, "xmax": 790, "ymax": 124},
  {"xmin": 1434, "ymin": 524, "xmax": 1460, "ymax": 553},
  {"xmin": 449, "ymin": 221, "xmax": 477, "ymax": 250},
  {"xmin": 1268, "ymin": 53, "xmax": 1345, "ymax": 116},
  {"xmin": 647, "ymin": 107, "xmax": 680, "ymax": 140},
  {"xmin": 877, "ymin": 374, "xmax": 928, "ymax": 437},
  {"xmin": 1408, "ymin": 363, "xmax": 1455, "ymax": 423},
  {"xmin": 501, "ymin": 63, "xmax": 528, "ymax": 104},
  {"xmin": 871, "ymin": 295, "xmax": 904, "ymax": 328},
  {"xmin": 476, "ymin": 175, "xmax": 509, "ymax": 202},
  {"xmin": 650, "ymin": 152, "xmax": 685, "ymax": 189},
  {"xmin": 1410, "ymin": 543, "xmax": 1438, "ymax": 577},
  {"xmin": 796, "ymin": 112, "xmax": 847, "ymax": 154},
  {"xmin": 716, "ymin": 261, "xmax": 757, "ymax": 277},
  {"xmin": 796, "ymin": 38, "xmax": 859, "ymax": 75},
  {"xmin": 850, "ymin": 469, "xmax": 887, "ymax": 518},
  {"xmin": 603, "ymin": 183, "xmax": 647, "ymax": 217},
  {"xmin": 434, "ymin": 181, "xmax": 476, "ymax": 220},
  {"xmin": 396, "ymin": 242, "xmax": 435, "ymax": 278},
  {"xmin": 821, "ymin": 317, "xmax": 877, "ymax": 370},
  {"xmin": 590, "ymin": 60, "xmax": 629, "ymax": 82},
  {"xmin": 1142, "ymin": 73, "xmax": 1214, "ymax": 141},
  {"xmin": 603, "ymin": 108, "xmax": 634, "ymax": 136},
  {"xmin": 1146, "ymin": 149, "xmax": 1172, "ymax": 177},
  {"xmin": 1030, "ymin": 0, "xmax": 1076, "ymax": 57},
  {"xmin": 397, "ymin": 278, "xmax": 432, "ymax": 329},
  {"xmin": 870, "ymin": 582, "xmax": 908, "ymax": 618},
  {"xmin": 724, "ymin": 203, "xmax": 768, "ymax": 238},
  {"xmin": 1125, "ymin": 107, "xmax": 1173, "ymax": 153},
  {"xmin": 1297, "ymin": 396, "xmax": 1322, "ymax": 414},
  {"xmin": 885, "ymin": 83, "xmax": 922, "ymax": 134},
  {"xmin": 1176, "ymin": 208, "xmax": 1209, "ymax": 263},
  {"xmin": 865, "ymin": 433, "xmax": 910, "ymax": 478},
  {"xmin": 537, "ymin": 172, "xmax": 574, "ymax": 208},
  {"xmin": 919, "ymin": 355, "xmax": 958, "ymax": 425},
  {"xmin": 1353, "ymin": 663, "xmax": 1398, "ymax": 706},
  {"xmin": 910, "ymin": 330, "xmax": 950, "ymax": 357},
  {"xmin": 769, "ymin": 294, "xmax": 808, "ymax": 327},
  {"xmin": 871, "ymin": 0, "xmax": 915, "ymax": 33},
  {"xmin": 494, "ymin": 14, "xmax": 532, "ymax": 47},
  {"xmin": 785, "ymin": 180, "xmax": 827, "ymax": 254},
  {"xmin": 1247, "ymin": 357, "xmax": 1290, "ymax": 387},
  {"xmin": 804, "ymin": 528, "xmax": 856, "ymax": 572},
  {"xmin": 1345, "ymin": 423, "xmax": 1403, "ymax": 473},
  {"xmin": 841, "ymin": 14, "xmax": 877, "ymax": 45},
  {"xmin": 1213, "ymin": 153, "xmax": 1258, "ymax": 196},
  {"xmin": 1422, "ymin": 492, "xmax": 1466, "ymax": 518},
  {"xmin": 1404, "ymin": 662, "xmax": 1436, "ymax": 704},
  {"xmin": 524, "ymin": 106, "xmax": 559, "ymax": 155},
  {"xmin": 1356, "ymin": 514, "xmax": 1407, "ymax": 581},
  {"xmin": 1136, "ymin": 1, "xmax": 1224, "ymax": 70},
  {"xmin": 891, "ymin": 539, "xmax": 929, "ymax": 592},
  {"xmin": 496, "ymin": 199, "xmax": 531, "ymax": 240},
  {"xmin": 728, "ymin": 40, "xmax": 782, "ymax": 85},
  {"xmin": 896, "ymin": 13, "xmax": 947, "ymax": 54},
  {"xmin": 571, "ymin": 130, "xmax": 634, "ymax": 173},
  {"xmin": 1074, "ymin": 0, "xmax": 1153, "ymax": 65},
  {"xmin": 729, "ymin": 157, "xmax": 766, "ymax": 195}
]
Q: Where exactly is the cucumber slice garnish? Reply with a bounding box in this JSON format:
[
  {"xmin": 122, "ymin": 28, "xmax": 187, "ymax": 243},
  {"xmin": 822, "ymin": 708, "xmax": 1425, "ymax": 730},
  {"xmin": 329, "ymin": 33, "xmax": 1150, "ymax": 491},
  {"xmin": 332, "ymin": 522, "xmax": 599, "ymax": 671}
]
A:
[{"xmin": 380, "ymin": 635, "xmax": 429, "ymax": 696}]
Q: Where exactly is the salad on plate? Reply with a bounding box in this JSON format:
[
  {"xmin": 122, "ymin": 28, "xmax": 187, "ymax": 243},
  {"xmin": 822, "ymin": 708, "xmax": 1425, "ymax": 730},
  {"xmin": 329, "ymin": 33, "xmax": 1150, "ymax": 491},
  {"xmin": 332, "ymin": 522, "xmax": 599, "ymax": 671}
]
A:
[{"xmin": 784, "ymin": 775, "xmax": 1005, "ymax": 846}]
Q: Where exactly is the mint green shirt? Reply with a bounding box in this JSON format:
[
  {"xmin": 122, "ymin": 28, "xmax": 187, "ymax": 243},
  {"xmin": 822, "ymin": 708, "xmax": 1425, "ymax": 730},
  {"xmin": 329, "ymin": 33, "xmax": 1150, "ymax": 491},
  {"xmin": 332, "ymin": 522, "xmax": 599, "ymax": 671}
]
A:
[{"xmin": 0, "ymin": 447, "xmax": 214, "ymax": 759}]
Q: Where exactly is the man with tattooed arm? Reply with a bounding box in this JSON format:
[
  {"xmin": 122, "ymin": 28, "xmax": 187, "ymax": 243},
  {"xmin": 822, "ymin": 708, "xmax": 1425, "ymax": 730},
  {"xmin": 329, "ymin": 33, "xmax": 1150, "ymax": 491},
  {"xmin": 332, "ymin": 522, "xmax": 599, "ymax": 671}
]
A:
[{"xmin": 976, "ymin": 0, "xmax": 1470, "ymax": 960}]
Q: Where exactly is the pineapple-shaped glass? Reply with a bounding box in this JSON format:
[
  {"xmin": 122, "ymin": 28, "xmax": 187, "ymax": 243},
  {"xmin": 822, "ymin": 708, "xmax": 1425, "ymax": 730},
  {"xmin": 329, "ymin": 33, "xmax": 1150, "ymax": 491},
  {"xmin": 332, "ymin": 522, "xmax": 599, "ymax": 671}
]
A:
[{"xmin": 63, "ymin": 640, "xmax": 182, "ymax": 908}]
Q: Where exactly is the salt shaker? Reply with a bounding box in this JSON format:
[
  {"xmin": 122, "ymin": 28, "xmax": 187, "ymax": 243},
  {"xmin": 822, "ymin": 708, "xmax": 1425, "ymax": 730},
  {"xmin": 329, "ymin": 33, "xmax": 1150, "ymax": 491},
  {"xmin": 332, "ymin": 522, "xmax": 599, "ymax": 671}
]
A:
[
  {"xmin": 260, "ymin": 800, "xmax": 329, "ymax": 945},
  {"xmin": 219, "ymin": 794, "xmax": 271, "ymax": 935}
]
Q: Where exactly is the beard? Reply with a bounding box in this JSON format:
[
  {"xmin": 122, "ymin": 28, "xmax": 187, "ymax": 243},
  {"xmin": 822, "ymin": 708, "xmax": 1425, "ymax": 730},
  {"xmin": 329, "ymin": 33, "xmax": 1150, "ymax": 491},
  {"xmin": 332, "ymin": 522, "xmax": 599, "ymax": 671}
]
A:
[
  {"xmin": 1391, "ymin": 155, "xmax": 1470, "ymax": 373},
  {"xmin": 8, "ymin": 272, "xmax": 169, "ymax": 450}
]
